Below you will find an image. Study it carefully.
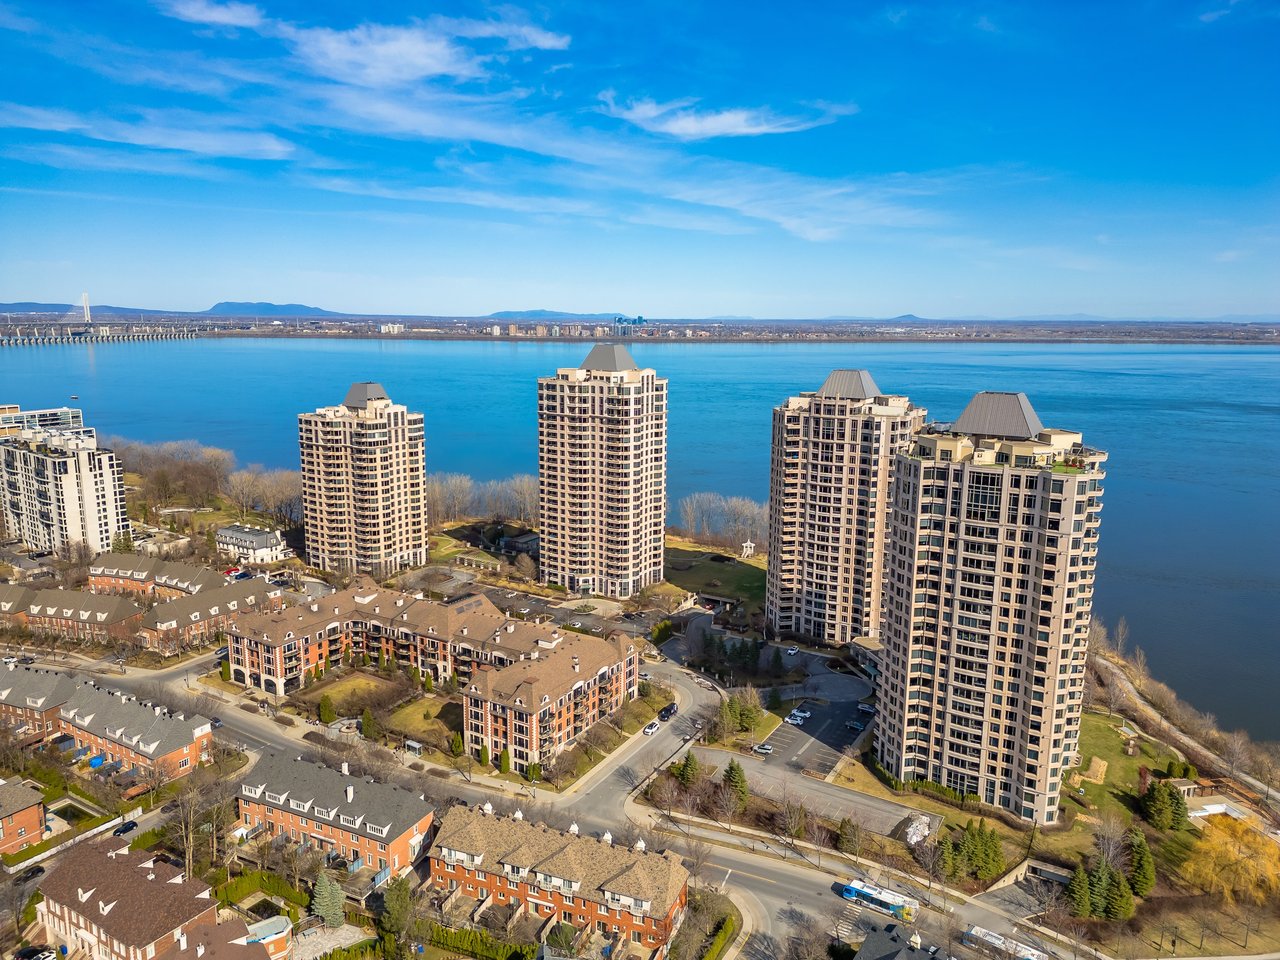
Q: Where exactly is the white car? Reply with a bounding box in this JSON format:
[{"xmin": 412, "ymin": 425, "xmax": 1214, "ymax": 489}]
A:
[
  {"xmin": 791, "ymin": 707, "xmax": 812, "ymax": 718},
  {"xmin": 639, "ymin": 671, "xmax": 652, "ymax": 681},
  {"xmin": 518, "ymin": 607, "xmax": 531, "ymax": 615},
  {"xmin": 784, "ymin": 715, "xmax": 805, "ymax": 726},
  {"xmin": 752, "ymin": 743, "xmax": 774, "ymax": 754},
  {"xmin": 642, "ymin": 721, "xmax": 660, "ymax": 736},
  {"xmin": 786, "ymin": 645, "xmax": 799, "ymax": 655},
  {"xmin": 569, "ymin": 620, "xmax": 583, "ymax": 628},
  {"xmin": 1, "ymin": 656, "xmax": 17, "ymax": 665}
]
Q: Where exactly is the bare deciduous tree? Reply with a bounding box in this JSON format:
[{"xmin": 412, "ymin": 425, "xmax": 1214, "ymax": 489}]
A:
[{"xmin": 223, "ymin": 470, "xmax": 262, "ymax": 521}]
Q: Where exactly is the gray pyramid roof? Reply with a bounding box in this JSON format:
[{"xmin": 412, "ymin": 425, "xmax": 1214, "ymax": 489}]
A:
[
  {"xmin": 953, "ymin": 391, "xmax": 1044, "ymax": 440},
  {"xmin": 816, "ymin": 369, "xmax": 881, "ymax": 399},
  {"xmin": 343, "ymin": 382, "xmax": 389, "ymax": 409},
  {"xmin": 580, "ymin": 344, "xmax": 638, "ymax": 371}
]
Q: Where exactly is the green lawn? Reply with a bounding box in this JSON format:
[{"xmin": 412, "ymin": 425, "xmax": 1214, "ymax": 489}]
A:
[
  {"xmin": 384, "ymin": 697, "xmax": 462, "ymax": 743},
  {"xmin": 295, "ymin": 671, "xmax": 403, "ymax": 716},
  {"xmin": 664, "ymin": 545, "xmax": 766, "ymax": 606},
  {"xmin": 1070, "ymin": 710, "xmax": 1181, "ymax": 820}
]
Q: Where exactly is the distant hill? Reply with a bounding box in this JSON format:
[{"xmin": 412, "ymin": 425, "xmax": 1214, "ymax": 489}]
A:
[
  {"xmin": 201, "ymin": 301, "xmax": 344, "ymax": 317},
  {"xmin": 487, "ymin": 309, "xmax": 632, "ymax": 321},
  {"xmin": 0, "ymin": 301, "xmax": 171, "ymax": 316}
]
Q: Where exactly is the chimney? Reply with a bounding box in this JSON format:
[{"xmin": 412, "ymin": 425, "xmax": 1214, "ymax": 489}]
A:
[
  {"xmin": 333, "ymin": 606, "xmax": 339, "ymax": 614},
  {"xmin": 568, "ymin": 822, "xmax": 579, "ymax": 835},
  {"xmin": 196, "ymin": 947, "xmax": 205, "ymax": 959},
  {"xmin": 345, "ymin": 784, "xmax": 353, "ymax": 803},
  {"xmin": 513, "ymin": 809, "xmax": 524, "ymax": 821},
  {"xmin": 572, "ymin": 656, "xmax": 580, "ymax": 673},
  {"xmin": 461, "ymin": 627, "xmax": 467, "ymax": 636},
  {"xmin": 601, "ymin": 830, "xmax": 612, "ymax": 846},
  {"xmin": 341, "ymin": 761, "xmax": 349, "ymax": 775},
  {"xmin": 310, "ymin": 603, "xmax": 318, "ymax": 612},
  {"xmin": 506, "ymin": 623, "xmax": 514, "ymax": 634},
  {"xmin": 634, "ymin": 838, "xmax": 646, "ymax": 852},
  {"xmin": 178, "ymin": 934, "xmax": 187, "ymax": 952}
]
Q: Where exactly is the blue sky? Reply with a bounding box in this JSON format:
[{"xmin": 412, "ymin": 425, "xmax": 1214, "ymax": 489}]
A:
[{"xmin": 0, "ymin": 0, "xmax": 1276, "ymax": 318}]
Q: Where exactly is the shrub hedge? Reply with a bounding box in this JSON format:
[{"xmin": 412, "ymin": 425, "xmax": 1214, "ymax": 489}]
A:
[
  {"xmin": 217, "ymin": 871, "xmax": 310, "ymax": 909},
  {"xmin": 702, "ymin": 913, "xmax": 739, "ymax": 960}
]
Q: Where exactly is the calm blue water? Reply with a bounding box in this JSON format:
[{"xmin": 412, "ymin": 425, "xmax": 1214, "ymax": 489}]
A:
[{"xmin": 4, "ymin": 338, "xmax": 1278, "ymax": 738}]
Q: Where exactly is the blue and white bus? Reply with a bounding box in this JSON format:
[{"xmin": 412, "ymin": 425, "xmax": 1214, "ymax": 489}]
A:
[
  {"xmin": 962, "ymin": 926, "xmax": 1048, "ymax": 960},
  {"xmin": 839, "ymin": 880, "xmax": 920, "ymax": 922}
]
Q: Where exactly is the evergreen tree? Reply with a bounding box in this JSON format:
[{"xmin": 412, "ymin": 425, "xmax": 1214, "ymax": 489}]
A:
[
  {"xmin": 450, "ymin": 732, "xmax": 464, "ymax": 757},
  {"xmin": 938, "ymin": 835, "xmax": 956, "ymax": 879},
  {"xmin": 1141, "ymin": 781, "xmax": 1174, "ymax": 830},
  {"xmin": 324, "ymin": 654, "xmax": 332, "ymax": 672},
  {"xmin": 526, "ymin": 762, "xmax": 541, "ymax": 782},
  {"xmin": 957, "ymin": 820, "xmax": 979, "ymax": 876},
  {"xmin": 220, "ymin": 659, "xmax": 231, "ymax": 683},
  {"xmin": 1068, "ymin": 865, "xmax": 1092, "ymax": 918},
  {"xmin": 408, "ymin": 665, "xmax": 420, "ymax": 686},
  {"xmin": 311, "ymin": 874, "xmax": 345, "ymax": 928},
  {"xmin": 767, "ymin": 686, "xmax": 783, "ymax": 711},
  {"xmin": 723, "ymin": 759, "xmax": 749, "ymax": 811},
  {"xmin": 837, "ymin": 817, "xmax": 864, "ymax": 857},
  {"xmin": 1089, "ymin": 860, "xmax": 1112, "ymax": 918},
  {"xmin": 1104, "ymin": 872, "xmax": 1136, "ymax": 921},
  {"xmin": 675, "ymin": 751, "xmax": 700, "ymax": 788},
  {"xmin": 771, "ymin": 648, "xmax": 785, "ymax": 677},
  {"xmin": 1169, "ymin": 787, "xmax": 1190, "ymax": 829},
  {"xmin": 1166, "ymin": 759, "xmax": 1180, "ymax": 778},
  {"xmin": 479, "ymin": 743, "xmax": 489, "ymax": 767},
  {"xmin": 1127, "ymin": 828, "xmax": 1156, "ymax": 897},
  {"xmin": 361, "ymin": 707, "xmax": 379, "ymax": 740},
  {"xmin": 378, "ymin": 876, "xmax": 413, "ymax": 940},
  {"xmin": 112, "ymin": 531, "xmax": 135, "ymax": 553},
  {"xmin": 499, "ymin": 748, "xmax": 511, "ymax": 774},
  {"xmin": 423, "ymin": 673, "xmax": 433, "ymax": 693},
  {"xmin": 976, "ymin": 822, "xmax": 1006, "ymax": 880},
  {"xmin": 318, "ymin": 694, "xmax": 337, "ymax": 724},
  {"xmin": 378, "ymin": 649, "xmax": 387, "ymax": 670}
]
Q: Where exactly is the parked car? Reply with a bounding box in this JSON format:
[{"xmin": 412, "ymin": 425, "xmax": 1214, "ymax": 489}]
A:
[
  {"xmin": 112, "ymin": 820, "xmax": 138, "ymax": 836},
  {"xmin": 784, "ymin": 715, "xmax": 804, "ymax": 726},
  {"xmin": 506, "ymin": 591, "xmax": 518, "ymax": 598},
  {"xmin": 845, "ymin": 719, "xmax": 866, "ymax": 731},
  {"xmin": 639, "ymin": 671, "xmax": 652, "ymax": 681},
  {"xmin": 752, "ymin": 743, "xmax": 774, "ymax": 755},
  {"xmin": 14, "ymin": 946, "xmax": 54, "ymax": 960},
  {"xmin": 161, "ymin": 801, "xmax": 179, "ymax": 813},
  {"xmin": 16, "ymin": 865, "xmax": 44, "ymax": 885},
  {"xmin": 569, "ymin": 620, "xmax": 583, "ymax": 628},
  {"xmin": 518, "ymin": 607, "xmax": 531, "ymax": 615},
  {"xmin": 785, "ymin": 645, "xmax": 799, "ymax": 656},
  {"xmin": 790, "ymin": 707, "xmax": 812, "ymax": 718},
  {"xmin": 215, "ymin": 646, "xmax": 229, "ymax": 658},
  {"xmin": 1, "ymin": 656, "xmax": 16, "ymax": 665},
  {"xmin": 658, "ymin": 702, "xmax": 678, "ymax": 721},
  {"xmin": 857, "ymin": 703, "xmax": 877, "ymax": 715},
  {"xmin": 211, "ymin": 717, "xmax": 224, "ymax": 728},
  {"xmin": 643, "ymin": 721, "xmax": 660, "ymax": 736},
  {"xmin": 18, "ymin": 655, "xmax": 35, "ymax": 664}
]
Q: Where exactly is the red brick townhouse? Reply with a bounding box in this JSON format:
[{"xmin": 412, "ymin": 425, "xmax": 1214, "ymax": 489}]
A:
[
  {"xmin": 137, "ymin": 580, "xmax": 284, "ymax": 657},
  {"xmin": 0, "ymin": 667, "xmax": 78, "ymax": 746},
  {"xmin": 4, "ymin": 587, "xmax": 144, "ymax": 643},
  {"xmin": 225, "ymin": 581, "xmax": 573, "ymax": 696},
  {"xmin": 429, "ymin": 805, "xmax": 688, "ymax": 955},
  {"xmin": 0, "ymin": 777, "xmax": 45, "ymax": 856},
  {"xmin": 38, "ymin": 840, "xmax": 278, "ymax": 960},
  {"xmin": 234, "ymin": 753, "xmax": 434, "ymax": 884},
  {"xmin": 0, "ymin": 667, "xmax": 211, "ymax": 780},
  {"xmin": 464, "ymin": 632, "xmax": 639, "ymax": 776},
  {"xmin": 88, "ymin": 553, "xmax": 227, "ymax": 599}
]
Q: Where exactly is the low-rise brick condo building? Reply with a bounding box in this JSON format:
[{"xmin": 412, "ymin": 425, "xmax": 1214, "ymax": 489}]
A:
[
  {"xmin": 37, "ymin": 840, "xmax": 280, "ymax": 960},
  {"xmin": 0, "ymin": 777, "xmax": 45, "ymax": 855},
  {"xmin": 235, "ymin": 753, "xmax": 435, "ymax": 886},
  {"xmin": 429, "ymin": 805, "xmax": 688, "ymax": 956}
]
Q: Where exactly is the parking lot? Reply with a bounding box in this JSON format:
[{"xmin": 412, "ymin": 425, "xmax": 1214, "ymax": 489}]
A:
[{"xmin": 756, "ymin": 698, "xmax": 867, "ymax": 777}]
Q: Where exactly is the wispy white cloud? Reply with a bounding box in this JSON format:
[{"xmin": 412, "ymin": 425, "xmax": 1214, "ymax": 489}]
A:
[
  {"xmin": 274, "ymin": 22, "xmax": 484, "ymax": 86},
  {"xmin": 1213, "ymin": 249, "xmax": 1244, "ymax": 261},
  {"xmin": 1199, "ymin": 0, "xmax": 1246, "ymax": 22},
  {"xmin": 598, "ymin": 91, "xmax": 853, "ymax": 140},
  {"xmin": 0, "ymin": 102, "xmax": 294, "ymax": 159},
  {"xmin": 3, "ymin": 142, "xmax": 229, "ymax": 178},
  {"xmin": 430, "ymin": 14, "xmax": 569, "ymax": 51},
  {"xmin": 156, "ymin": 0, "xmax": 264, "ymax": 29},
  {"xmin": 0, "ymin": 1, "xmax": 39, "ymax": 32}
]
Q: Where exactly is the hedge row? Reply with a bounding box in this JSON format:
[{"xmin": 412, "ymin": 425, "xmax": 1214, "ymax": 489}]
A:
[
  {"xmin": 313, "ymin": 939, "xmax": 382, "ymax": 960},
  {"xmin": 1, "ymin": 811, "xmax": 118, "ymax": 866},
  {"xmin": 422, "ymin": 923, "xmax": 537, "ymax": 960},
  {"xmin": 867, "ymin": 756, "xmax": 980, "ymax": 809},
  {"xmin": 702, "ymin": 913, "xmax": 739, "ymax": 960},
  {"xmin": 129, "ymin": 827, "xmax": 166, "ymax": 851},
  {"xmin": 217, "ymin": 870, "xmax": 310, "ymax": 909}
]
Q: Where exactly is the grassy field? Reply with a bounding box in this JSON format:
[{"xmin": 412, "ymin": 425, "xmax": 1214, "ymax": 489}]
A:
[
  {"xmin": 1070, "ymin": 710, "xmax": 1181, "ymax": 819},
  {"xmin": 664, "ymin": 544, "xmax": 766, "ymax": 607},
  {"xmin": 384, "ymin": 697, "xmax": 462, "ymax": 744},
  {"xmin": 295, "ymin": 672, "xmax": 403, "ymax": 716}
]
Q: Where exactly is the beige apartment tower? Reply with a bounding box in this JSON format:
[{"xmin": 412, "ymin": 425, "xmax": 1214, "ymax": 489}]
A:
[
  {"xmin": 298, "ymin": 383, "xmax": 427, "ymax": 579},
  {"xmin": 766, "ymin": 371, "xmax": 924, "ymax": 646},
  {"xmin": 874, "ymin": 392, "xmax": 1106, "ymax": 824},
  {"xmin": 537, "ymin": 345, "xmax": 667, "ymax": 599}
]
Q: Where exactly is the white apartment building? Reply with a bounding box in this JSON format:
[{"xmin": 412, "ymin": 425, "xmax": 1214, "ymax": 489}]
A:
[
  {"xmin": 766, "ymin": 370, "xmax": 924, "ymax": 645},
  {"xmin": 874, "ymin": 391, "xmax": 1106, "ymax": 824},
  {"xmin": 215, "ymin": 524, "xmax": 292, "ymax": 564},
  {"xmin": 537, "ymin": 345, "xmax": 667, "ymax": 599},
  {"xmin": 298, "ymin": 383, "xmax": 427, "ymax": 579},
  {"xmin": 0, "ymin": 427, "xmax": 129, "ymax": 555},
  {"xmin": 0, "ymin": 404, "xmax": 84, "ymax": 437}
]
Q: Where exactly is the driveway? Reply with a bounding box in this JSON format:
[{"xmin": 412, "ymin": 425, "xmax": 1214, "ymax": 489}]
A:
[{"xmin": 760, "ymin": 698, "xmax": 855, "ymax": 777}]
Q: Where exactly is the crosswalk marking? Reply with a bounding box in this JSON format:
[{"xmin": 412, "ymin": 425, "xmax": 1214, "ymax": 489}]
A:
[{"xmin": 833, "ymin": 898, "xmax": 865, "ymax": 942}]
